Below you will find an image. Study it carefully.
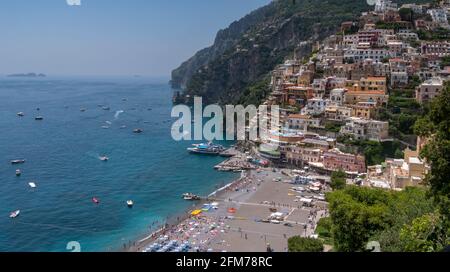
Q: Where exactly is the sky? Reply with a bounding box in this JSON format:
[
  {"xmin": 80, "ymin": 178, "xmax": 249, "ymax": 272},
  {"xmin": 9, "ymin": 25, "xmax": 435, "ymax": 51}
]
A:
[{"xmin": 0, "ymin": 0, "xmax": 271, "ymax": 77}]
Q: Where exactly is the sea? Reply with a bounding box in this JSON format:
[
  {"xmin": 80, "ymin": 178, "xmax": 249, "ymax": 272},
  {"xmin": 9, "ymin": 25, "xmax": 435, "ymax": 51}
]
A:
[{"xmin": 0, "ymin": 76, "xmax": 237, "ymax": 252}]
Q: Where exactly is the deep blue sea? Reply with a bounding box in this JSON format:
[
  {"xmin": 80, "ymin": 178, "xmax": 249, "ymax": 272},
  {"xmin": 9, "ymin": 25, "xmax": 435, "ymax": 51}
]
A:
[{"xmin": 0, "ymin": 76, "xmax": 237, "ymax": 252}]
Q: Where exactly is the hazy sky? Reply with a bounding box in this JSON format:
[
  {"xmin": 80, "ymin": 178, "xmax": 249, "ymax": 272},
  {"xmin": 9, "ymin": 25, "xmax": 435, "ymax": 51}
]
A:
[{"xmin": 0, "ymin": 0, "xmax": 270, "ymax": 76}]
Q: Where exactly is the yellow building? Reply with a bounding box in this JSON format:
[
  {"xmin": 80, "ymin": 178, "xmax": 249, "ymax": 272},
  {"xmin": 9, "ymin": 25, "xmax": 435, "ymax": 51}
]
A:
[{"xmin": 345, "ymin": 77, "xmax": 388, "ymax": 106}]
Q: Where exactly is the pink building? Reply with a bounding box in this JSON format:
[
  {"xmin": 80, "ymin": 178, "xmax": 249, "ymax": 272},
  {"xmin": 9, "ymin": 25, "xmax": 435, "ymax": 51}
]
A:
[{"xmin": 323, "ymin": 148, "xmax": 366, "ymax": 173}]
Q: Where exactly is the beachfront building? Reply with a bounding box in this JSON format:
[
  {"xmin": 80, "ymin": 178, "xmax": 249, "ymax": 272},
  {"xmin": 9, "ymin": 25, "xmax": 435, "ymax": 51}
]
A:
[
  {"xmin": 340, "ymin": 117, "xmax": 389, "ymax": 141},
  {"xmin": 322, "ymin": 148, "xmax": 366, "ymax": 174},
  {"xmin": 415, "ymin": 77, "xmax": 444, "ymax": 103},
  {"xmin": 285, "ymin": 146, "xmax": 322, "ymax": 166}
]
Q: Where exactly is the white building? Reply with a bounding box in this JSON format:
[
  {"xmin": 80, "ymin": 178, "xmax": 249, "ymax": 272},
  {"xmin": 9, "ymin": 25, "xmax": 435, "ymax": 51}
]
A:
[
  {"xmin": 375, "ymin": 0, "xmax": 398, "ymax": 13},
  {"xmin": 301, "ymin": 98, "xmax": 329, "ymax": 116},
  {"xmin": 428, "ymin": 9, "xmax": 449, "ymax": 28},
  {"xmin": 344, "ymin": 48, "xmax": 392, "ymax": 63},
  {"xmin": 390, "ymin": 72, "xmax": 409, "ymax": 87},
  {"xmin": 416, "ymin": 77, "xmax": 444, "ymax": 103},
  {"xmin": 340, "ymin": 117, "xmax": 389, "ymax": 141}
]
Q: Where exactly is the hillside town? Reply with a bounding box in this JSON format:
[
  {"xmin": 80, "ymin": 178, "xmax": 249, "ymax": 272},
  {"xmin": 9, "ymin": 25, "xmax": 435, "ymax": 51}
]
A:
[
  {"xmin": 255, "ymin": 0, "xmax": 450, "ymax": 191},
  {"xmin": 136, "ymin": 0, "xmax": 449, "ymax": 253}
]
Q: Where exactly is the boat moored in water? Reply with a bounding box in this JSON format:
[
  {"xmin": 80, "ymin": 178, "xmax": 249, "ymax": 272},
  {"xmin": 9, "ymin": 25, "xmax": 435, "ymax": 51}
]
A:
[
  {"xmin": 187, "ymin": 142, "xmax": 225, "ymax": 155},
  {"xmin": 183, "ymin": 193, "xmax": 201, "ymax": 201},
  {"xmin": 17, "ymin": 112, "xmax": 25, "ymax": 117},
  {"xmin": 10, "ymin": 210, "xmax": 20, "ymax": 219},
  {"xmin": 127, "ymin": 200, "xmax": 134, "ymax": 207},
  {"xmin": 133, "ymin": 128, "xmax": 143, "ymax": 134},
  {"xmin": 16, "ymin": 169, "xmax": 21, "ymax": 176},
  {"xmin": 35, "ymin": 116, "xmax": 44, "ymax": 121},
  {"xmin": 11, "ymin": 159, "xmax": 25, "ymax": 165},
  {"xmin": 92, "ymin": 197, "xmax": 100, "ymax": 204},
  {"xmin": 99, "ymin": 156, "xmax": 109, "ymax": 162}
]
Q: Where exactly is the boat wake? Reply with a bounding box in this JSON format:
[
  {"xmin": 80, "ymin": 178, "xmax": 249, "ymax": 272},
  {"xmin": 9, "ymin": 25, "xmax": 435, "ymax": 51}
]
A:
[{"xmin": 114, "ymin": 110, "xmax": 124, "ymax": 119}]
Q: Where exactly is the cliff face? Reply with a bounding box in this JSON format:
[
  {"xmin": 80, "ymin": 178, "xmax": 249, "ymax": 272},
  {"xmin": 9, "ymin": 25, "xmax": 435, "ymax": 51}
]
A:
[{"xmin": 170, "ymin": 0, "xmax": 414, "ymax": 105}]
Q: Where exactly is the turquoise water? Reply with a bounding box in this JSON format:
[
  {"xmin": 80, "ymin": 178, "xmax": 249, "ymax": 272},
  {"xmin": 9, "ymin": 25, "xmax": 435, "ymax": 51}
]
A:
[{"xmin": 0, "ymin": 76, "xmax": 237, "ymax": 252}]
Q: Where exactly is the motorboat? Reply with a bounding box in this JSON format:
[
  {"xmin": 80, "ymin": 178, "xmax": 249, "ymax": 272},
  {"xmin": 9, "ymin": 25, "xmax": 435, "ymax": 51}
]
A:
[
  {"xmin": 99, "ymin": 156, "xmax": 109, "ymax": 162},
  {"xmin": 133, "ymin": 128, "xmax": 143, "ymax": 134},
  {"xmin": 11, "ymin": 159, "xmax": 26, "ymax": 165},
  {"xmin": 183, "ymin": 193, "xmax": 201, "ymax": 201},
  {"xmin": 16, "ymin": 169, "xmax": 21, "ymax": 176},
  {"xmin": 10, "ymin": 210, "xmax": 20, "ymax": 219},
  {"xmin": 29, "ymin": 182, "xmax": 37, "ymax": 188},
  {"xmin": 187, "ymin": 142, "xmax": 225, "ymax": 155},
  {"xmin": 35, "ymin": 116, "xmax": 44, "ymax": 121},
  {"xmin": 80, "ymin": 108, "xmax": 86, "ymax": 112},
  {"xmin": 127, "ymin": 200, "xmax": 134, "ymax": 207},
  {"xmin": 102, "ymin": 106, "xmax": 110, "ymax": 111},
  {"xmin": 17, "ymin": 112, "xmax": 25, "ymax": 117},
  {"xmin": 92, "ymin": 197, "xmax": 100, "ymax": 204}
]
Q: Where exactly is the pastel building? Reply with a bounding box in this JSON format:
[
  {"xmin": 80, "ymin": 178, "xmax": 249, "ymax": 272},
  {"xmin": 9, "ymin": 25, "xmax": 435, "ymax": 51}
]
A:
[
  {"xmin": 323, "ymin": 148, "xmax": 366, "ymax": 174},
  {"xmin": 416, "ymin": 77, "xmax": 444, "ymax": 103}
]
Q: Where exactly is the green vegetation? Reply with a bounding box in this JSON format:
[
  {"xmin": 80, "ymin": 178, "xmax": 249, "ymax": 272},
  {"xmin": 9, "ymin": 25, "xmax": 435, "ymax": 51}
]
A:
[
  {"xmin": 326, "ymin": 186, "xmax": 441, "ymax": 252},
  {"xmin": 416, "ymin": 28, "xmax": 450, "ymax": 41},
  {"xmin": 315, "ymin": 217, "xmax": 333, "ymax": 245},
  {"xmin": 414, "ymin": 82, "xmax": 450, "ymax": 229},
  {"xmin": 239, "ymin": 76, "xmax": 271, "ymax": 106},
  {"xmin": 375, "ymin": 87, "xmax": 424, "ymax": 145},
  {"xmin": 331, "ymin": 170, "xmax": 347, "ymax": 191},
  {"xmin": 288, "ymin": 237, "xmax": 324, "ymax": 252},
  {"xmin": 399, "ymin": 213, "xmax": 448, "ymax": 252},
  {"xmin": 324, "ymin": 121, "xmax": 342, "ymax": 133},
  {"xmin": 338, "ymin": 137, "xmax": 404, "ymax": 166},
  {"xmin": 440, "ymin": 56, "xmax": 450, "ymax": 68}
]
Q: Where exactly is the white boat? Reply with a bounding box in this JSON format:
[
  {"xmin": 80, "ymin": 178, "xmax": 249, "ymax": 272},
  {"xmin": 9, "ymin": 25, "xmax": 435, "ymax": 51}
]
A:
[
  {"xmin": 183, "ymin": 193, "xmax": 201, "ymax": 201},
  {"xmin": 17, "ymin": 112, "xmax": 25, "ymax": 117},
  {"xmin": 11, "ymin": 159, "xmax": 25, "ymax": 165},
  {"xmin": 99, "ymin": 156, "xmax": 109, "ymax": 162},
  {"xmin": 28, "ymin": 182, "xmax": 37, "ymax": 188},
  {"xmin": 127, "ymin": 200, "xmax": 134, "ymax": 207},
  {"xmin": 10, "ymin": 210, "xmax": 20, "ymax": 218},
  {"xmin": 16, "ymin": 169, "xmax": 22, "ymax": 176}
]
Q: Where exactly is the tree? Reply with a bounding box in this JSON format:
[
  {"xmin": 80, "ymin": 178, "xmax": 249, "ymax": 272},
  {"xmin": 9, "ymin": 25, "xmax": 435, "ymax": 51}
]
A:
[
  {"xmin": 414, "ymin": 83, "xmax": 450, "ymax": 223},
  {"xmin": 331, "ymin": 170, "xmax": 347, "ymax": 191},
  {"xmin": 288, "ymin": 237, "xmax": 324, "ymax": 252},
  {"xmin": 326, "ymin": 186, "xmax": 437, "ymax": 252},
  {"xmin": 399, "ymin": 213, "xmax": 447, "ymax": 252},
  {"xmin": 399, "ymin": 8, "xmax": 413, "ymax": 22}
]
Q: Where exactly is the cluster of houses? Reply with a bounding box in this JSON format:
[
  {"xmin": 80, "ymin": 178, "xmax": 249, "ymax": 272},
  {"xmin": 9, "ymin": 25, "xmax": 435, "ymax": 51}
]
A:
[{"xmin": 255, "ymin": 0, "xmax": 449, "ymax": 190}]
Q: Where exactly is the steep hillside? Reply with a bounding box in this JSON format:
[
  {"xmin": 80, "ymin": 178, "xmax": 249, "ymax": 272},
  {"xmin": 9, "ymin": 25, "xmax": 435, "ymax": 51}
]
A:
[{"xmin": 171, "ymin": 0, "xmax": 421, "ymax": 105}]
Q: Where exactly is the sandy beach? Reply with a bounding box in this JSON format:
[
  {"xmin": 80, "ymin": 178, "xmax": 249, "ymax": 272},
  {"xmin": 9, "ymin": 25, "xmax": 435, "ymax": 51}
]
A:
[{"xmin": 131, "ymin": 158, "xmax": 330, "ymax": 252}]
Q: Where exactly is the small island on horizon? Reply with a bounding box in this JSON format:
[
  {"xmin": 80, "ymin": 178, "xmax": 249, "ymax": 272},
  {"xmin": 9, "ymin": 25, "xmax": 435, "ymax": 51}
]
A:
[{"xmin": 6, "ymin": 73, "xmax": 46, "ymax": 78}]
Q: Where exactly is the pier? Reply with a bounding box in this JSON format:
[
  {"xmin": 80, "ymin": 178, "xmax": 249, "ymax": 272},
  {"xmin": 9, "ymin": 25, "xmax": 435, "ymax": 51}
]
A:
[{"xmin": 214, "ymin": 149, "xmax": 257, "ymax": 172}]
